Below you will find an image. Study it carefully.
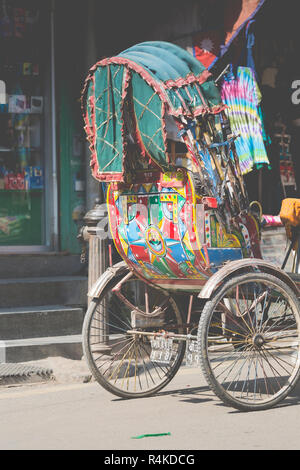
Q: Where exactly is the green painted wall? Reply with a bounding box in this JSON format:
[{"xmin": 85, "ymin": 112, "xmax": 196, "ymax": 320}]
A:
[
  {"xmin": 59, "ymin": 87, "xmax": 85, "ymax": 253},
  {"xmin": 56, "ymin": 1, "xmax": 86, "ymax": 253}
]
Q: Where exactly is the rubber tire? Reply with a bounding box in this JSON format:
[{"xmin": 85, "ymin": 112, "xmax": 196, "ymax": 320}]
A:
[
  {"xmin": 197, "ymin": 272, "xmax": 300, "ymax": 412},
  {"xmin": 82, "ymin": 279, "xmax": 186, "ymax": 399}
]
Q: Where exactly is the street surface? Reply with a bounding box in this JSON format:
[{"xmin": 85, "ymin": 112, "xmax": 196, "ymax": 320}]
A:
[{"xmin": 0, "ymin": 366, "xmax": 299, "ymax": 450}]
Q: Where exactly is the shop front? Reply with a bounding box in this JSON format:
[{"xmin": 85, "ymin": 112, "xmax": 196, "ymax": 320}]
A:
[
  {"xmin": 188, "ymin": 0, "xmax": 299, "ymax": 269},
  {"xmin": 195, "ymin": 0, "xmax": 300, "ymax": 215},
  {"xmin": 0, "ymin": 0, "xmax": 89, "ymax": 255},
  {"xmin": 0, "ymin": 0, "xmax": 57, "ymax": 252}
]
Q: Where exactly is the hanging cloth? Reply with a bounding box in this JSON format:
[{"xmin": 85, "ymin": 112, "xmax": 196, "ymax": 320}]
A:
[
  {"xmin": 245, "ymin": 20, "xmax": 256, "ymax": 74},
  {"xmin": 208, "ymin": 0, "xmax": 266, "ymax": 70},
  {"xmin": 221, "ymin": 66, "xmax": 270, "ymax": 174},
  {"xmin": 244, "ymin": 19, "xmax": 272, "ymax": 149}
]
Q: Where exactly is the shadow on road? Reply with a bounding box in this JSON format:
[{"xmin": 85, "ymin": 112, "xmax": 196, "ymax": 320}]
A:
[
  {"xmin": 158, "ymin": 384, "xmax": 213, "ymax": 404},
  {"xmin": 112, "ymin": 384, "xmax": 213, "ymax": 405},
  {"xmin": 111, "ymin": 378, "xmax": 300, "ymax": 411}
]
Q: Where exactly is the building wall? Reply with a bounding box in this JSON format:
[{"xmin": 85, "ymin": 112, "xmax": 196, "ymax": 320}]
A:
[
  {"xmin": 0, "ymin": 0, "xmax": 215, "ymax": 254},
  {"xmin": 92, "ymin": 0, "xmax": 212, "ymax": 56}
]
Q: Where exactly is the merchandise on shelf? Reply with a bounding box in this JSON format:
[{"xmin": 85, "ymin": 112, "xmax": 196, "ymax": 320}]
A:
[
  {"xmin": 6, "ymin": 95, "xmax": 43, "ymax": 114},
  {"xmin": 0, "ymin": 166, "xmax": 43, "ymax": 191},
  {"xmin": 4, "ymin": 170, "xmax": 24, "ymax": 190},
  {"xmin": 0, "ymin": 3, "xmax": 39, "ymax": 40},
  {"xmin": 0, "ymin": 215, "xmax": 29, "ymax": 241},
  {"xmin": 24, "ymin": 166, "xmax": 43, "ymax": 189}
]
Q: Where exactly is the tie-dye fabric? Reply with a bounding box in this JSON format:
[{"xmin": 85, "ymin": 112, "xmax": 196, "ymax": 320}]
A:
[{"xmin": 221, "ymin": 66, "xmax": 270, "ymax": 175}]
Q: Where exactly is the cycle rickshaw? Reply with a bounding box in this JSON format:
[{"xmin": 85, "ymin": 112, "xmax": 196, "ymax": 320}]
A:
[{"xmin": 81, "ymin": 41, "xmax": 300, "ymax": 412}]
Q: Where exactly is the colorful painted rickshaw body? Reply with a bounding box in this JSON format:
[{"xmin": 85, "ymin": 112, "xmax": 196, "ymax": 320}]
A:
[
  {"xmin": 82, "ymin": 41, "xmax": 262, "ymax": 293},
  {"xmin": 107, "ymin": 168, "xmax": 261, "ymax": 293}
]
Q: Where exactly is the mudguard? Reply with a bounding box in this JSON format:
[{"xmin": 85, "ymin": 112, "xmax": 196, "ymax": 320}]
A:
[
  {"xmin": 88, "ymin": 261, "xmax": 129, "ymax": 299},
  {"xmin": 198, "ymin": 258, "xmax": 300, "ymax": 300}
]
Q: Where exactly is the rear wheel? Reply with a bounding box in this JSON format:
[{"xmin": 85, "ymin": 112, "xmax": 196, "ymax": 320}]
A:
[
  {"xmin": 83, "ymin": 274, "xmax": 185, "ymax": 398},
  {"xmin": 198, "ymin": 272, "xmax": 300, "ymax": 411}
]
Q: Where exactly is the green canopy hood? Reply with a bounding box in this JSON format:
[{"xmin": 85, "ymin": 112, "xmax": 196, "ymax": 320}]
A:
[{"xmin": 82, "ymin": 41, "xmax": 225, "ymax": 181}]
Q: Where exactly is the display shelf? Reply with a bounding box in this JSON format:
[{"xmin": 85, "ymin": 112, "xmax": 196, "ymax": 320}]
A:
[
  {"xmin": 0, "ymin": 188, "xmax": 43, "ymax": 192},
  {"xmin": 0, "ymin": 112, "xmax": 43, "ymax": 116},
  {"xmin": 0, "ymin": 73, "xmax": 40, "ymax": 78},
  {"xmin": 0, "ymin": 147, "xmax": 41, "ymax": 152}
]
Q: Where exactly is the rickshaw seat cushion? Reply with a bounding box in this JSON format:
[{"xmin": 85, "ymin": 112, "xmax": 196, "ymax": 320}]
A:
[{"xmin": 280, "ymin": 198, "xmax": 300, "ymax": 240}]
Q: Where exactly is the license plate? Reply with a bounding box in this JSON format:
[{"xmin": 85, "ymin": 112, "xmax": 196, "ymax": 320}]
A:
[
  {"xmin": 150, "ymin": 337, "xmax": 174, "ymax": 364},
  {"xmin": 185, "ymin": 339, "xmax": 200, "ymax": 367}
]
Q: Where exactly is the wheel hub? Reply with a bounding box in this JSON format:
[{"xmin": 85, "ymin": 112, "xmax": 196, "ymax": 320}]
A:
[{"xmin": 252, "ymin": 333, "xmax": 265, "ymax": 349}]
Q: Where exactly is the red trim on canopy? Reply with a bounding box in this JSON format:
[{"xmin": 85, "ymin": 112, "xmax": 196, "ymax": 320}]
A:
[{"xmin": 164, "ymin": 69, "xmax": 212, "ymax": 89}]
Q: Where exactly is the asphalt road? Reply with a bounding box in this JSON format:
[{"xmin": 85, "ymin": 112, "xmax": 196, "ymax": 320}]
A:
[{"xmin": 0, "ymin": 366, "xmax": 299, "ymax": 450}]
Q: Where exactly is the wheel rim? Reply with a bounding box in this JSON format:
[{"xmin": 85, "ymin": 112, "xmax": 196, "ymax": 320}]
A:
[
  {"xmin": 203, "ymin": 276, "xmax": 300, "ymax": 408},
  {"xmin": 86, "ymin": 277, "xmax": 185, "ymax": 396}
]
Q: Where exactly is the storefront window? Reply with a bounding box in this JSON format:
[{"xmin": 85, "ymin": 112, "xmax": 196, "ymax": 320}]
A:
[{"xmin": 0, "ymin": 0, "xmax": 49, "ymax": 246}]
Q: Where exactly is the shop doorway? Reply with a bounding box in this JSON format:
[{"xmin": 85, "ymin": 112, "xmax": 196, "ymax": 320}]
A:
[{"xmin": 0, "ymin": 0, "xmax": 56, "ymax": 252}]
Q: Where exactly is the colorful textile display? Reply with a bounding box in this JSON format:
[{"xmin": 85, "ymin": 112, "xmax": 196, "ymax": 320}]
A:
[{"xmin": 220, "ymin": 66, "xmax": 270, "ymax": 174}]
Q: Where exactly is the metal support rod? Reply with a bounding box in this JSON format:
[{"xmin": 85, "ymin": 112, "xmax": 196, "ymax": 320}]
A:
[
  {"xmin": 187, "ymin": 295, "xmax": 194, "ymax": 333},
  {"xmin": 128, "ymin": 331, "xmax": 198, "ymax": 342},
  {"xmin": 281, "ymin": 229, "xmax": 300, "ymax": 270},
  {"xmin": 214, "ymin": 64, "xmax": 231, "ymax": 84},
  {"xmin": 50, "ymin": 0, "xmax": 59, "ymax": 250}
]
